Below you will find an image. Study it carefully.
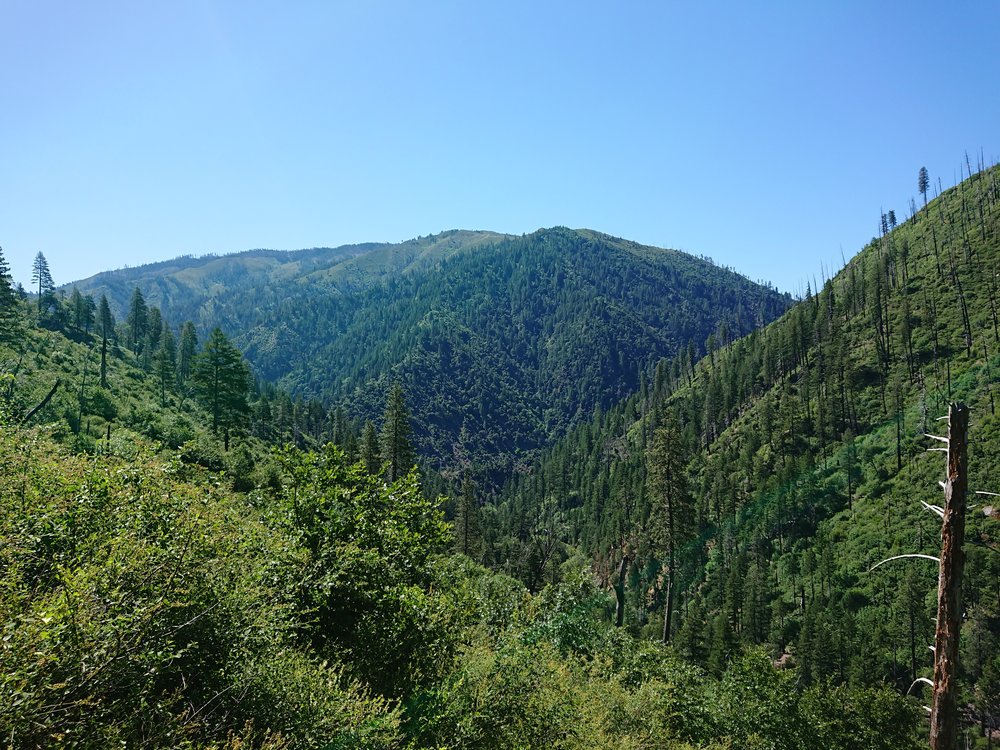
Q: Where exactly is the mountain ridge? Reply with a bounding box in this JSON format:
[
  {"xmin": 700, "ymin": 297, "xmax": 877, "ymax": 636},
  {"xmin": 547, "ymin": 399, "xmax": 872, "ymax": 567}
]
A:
[{"xmin": 68, "ymin": 226, "xmax": 792, "ymax": 475}]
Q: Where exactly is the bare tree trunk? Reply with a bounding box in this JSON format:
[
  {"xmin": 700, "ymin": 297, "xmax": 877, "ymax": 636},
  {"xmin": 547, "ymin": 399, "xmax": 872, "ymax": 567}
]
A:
[
  {"xmin": 22, "ymin": 379, "xmax": 61, "ymax": 424},
  {"xmin": 662, "ymin": 549, "xmax": 675, "ymax": 644},
  {"xmin": 614, "ymin": 555, "xmax": 629, "ymax": 628},
  {"xmin": 930, "ymin": 403, "xmax": 969, "ymax": 750}
]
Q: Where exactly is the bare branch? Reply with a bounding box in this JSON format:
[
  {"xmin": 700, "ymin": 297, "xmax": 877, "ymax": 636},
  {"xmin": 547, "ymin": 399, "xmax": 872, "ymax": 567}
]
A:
[
  {"xmin": 925, "ymin": 434, "xmax": 950, "ymax": 443},
  {"xmin": 869, "ymin": 554, "xmax": 939, "ymax": 572},
  {"xmin": 909, "ymin": 677, "xmax": 935, "ymax": 695},
  {"xmin": 922, "ymin": 501, "xmax": 945, "ymax": 518}
]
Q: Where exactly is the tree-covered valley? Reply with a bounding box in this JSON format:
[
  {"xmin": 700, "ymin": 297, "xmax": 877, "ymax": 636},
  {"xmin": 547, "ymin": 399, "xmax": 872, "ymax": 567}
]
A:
[{"xmin": 3, "ymin": 162, "xmax": 1000, "ymax": 748}]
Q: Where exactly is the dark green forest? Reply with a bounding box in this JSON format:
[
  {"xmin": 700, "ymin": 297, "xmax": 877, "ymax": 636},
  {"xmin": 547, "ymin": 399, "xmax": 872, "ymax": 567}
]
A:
[
  {"xmin": 4, "ymin": 161, "xmax": 1000, "ymax": 748},
  {"xmin": 71, "ymin": 228, "xmax": 790, "ymax": 476}
]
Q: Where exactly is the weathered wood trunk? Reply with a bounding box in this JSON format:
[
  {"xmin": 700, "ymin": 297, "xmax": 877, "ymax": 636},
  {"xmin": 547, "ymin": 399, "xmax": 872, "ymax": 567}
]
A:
[
  {"xmin": 614, "ymin": 555, "xmax": 629, "ymax": 628},
  {"xmin": 930, "ymin": 402, "xmax": 969, "ymax": 750}
]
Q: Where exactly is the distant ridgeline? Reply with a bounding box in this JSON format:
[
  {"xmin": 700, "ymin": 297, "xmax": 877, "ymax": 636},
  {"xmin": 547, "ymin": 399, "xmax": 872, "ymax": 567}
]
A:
[{"xmin": 69, "ymin": 227, "xmax": 791, "ymax": 477}]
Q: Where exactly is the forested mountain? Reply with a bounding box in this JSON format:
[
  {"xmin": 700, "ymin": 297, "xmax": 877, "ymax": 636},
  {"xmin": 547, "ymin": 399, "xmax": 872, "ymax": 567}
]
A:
[
  {"xmin": 489, "ymin": 164, "xmax": 1000, "ymax": 738},
  {"xmin": 70, "ymin": 228, "xmax": 791, "ymax": 476},
  {"xmin": 1, "ymin": 246, "xmax": 919, "ymax": 749}
]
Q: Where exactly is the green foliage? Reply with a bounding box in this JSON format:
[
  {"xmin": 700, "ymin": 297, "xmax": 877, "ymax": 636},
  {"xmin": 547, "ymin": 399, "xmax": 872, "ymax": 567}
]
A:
[
  {"xmin": 274, "ymin": 443, "xmax": 454, "ymax": 696},
  {"xmin": 455, "ymin": 470, "xmax": 483, "ymax": 560},
  {"xmin": 0, "ymin": 246, "xmax": 24, "ymax": 345},
  {"xmin": 191, "ymin": 327, "xmax": 251, "ymax": 435},
  {"xmin": 72, "ymin": 228, "xmax": 790, "ymax": 474},
  {"xmin": 0, "ymin": 416, "xmax": 923, "ymax": 748},
  {"xmin": 489, "ymin": 163, "xmax": 1000, "ymax": 738},
  {"xmin": 0, "ymin": 428, "xmax": 402, "ymax": 748},
  {"xmin": 380, "ymin": 382, "xmax": 415, "ymax": 482},
  {"xmin": 717, "ymin": 650, "xmax": 920, "ymax": 750}
]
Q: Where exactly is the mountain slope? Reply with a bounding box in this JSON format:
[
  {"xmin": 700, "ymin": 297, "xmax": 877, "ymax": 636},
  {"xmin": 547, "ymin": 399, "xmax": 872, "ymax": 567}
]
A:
[
  {"xmin": 71, "ymin": 227, "xmax": 791, "ymax": 475},
  {"xmin": 492, "ymin": 164, "xmax": 1000, "ymax": 711}
]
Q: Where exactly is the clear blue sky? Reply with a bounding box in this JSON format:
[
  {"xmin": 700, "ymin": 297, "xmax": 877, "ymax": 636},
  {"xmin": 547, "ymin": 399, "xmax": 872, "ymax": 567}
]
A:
[{"xmin": 3, "ymin": 1, "xmax": 998, "ymax": 295}]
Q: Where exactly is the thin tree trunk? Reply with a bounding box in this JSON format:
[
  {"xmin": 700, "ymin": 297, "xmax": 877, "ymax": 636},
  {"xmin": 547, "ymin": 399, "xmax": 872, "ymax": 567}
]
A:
[
  {"xmin": 663, "ymin": 552, "xmax": 675, "ymax": 644},
  {"xmin": 614, "ymin": 555, "xmax": 629, "ymax": 628}
]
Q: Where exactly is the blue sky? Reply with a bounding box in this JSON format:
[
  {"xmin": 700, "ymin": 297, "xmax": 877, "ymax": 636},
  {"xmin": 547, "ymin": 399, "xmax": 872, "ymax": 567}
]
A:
[{"xmin": 2, "ymin": 1, "xmax": 998, "ymax": 295}]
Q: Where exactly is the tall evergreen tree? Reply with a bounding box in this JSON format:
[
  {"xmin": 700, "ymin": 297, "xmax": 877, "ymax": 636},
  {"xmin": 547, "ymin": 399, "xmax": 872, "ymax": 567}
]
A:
[
  {"xmin": 126, "ymin": 287, "xmax": 148, "ymax": 354},
  {"xmin": 69, "ymin": 288, "xmax": 97, "ymax": 334},
  {"xmin": 177, "ymin": 322, "xmax": 197, "ymax": 388},
  {"xmin": 191, "ymin": 327, "xmax": 251, "ymax": 445},
  {"xmin": 0, "ymin": 246, "xmax": 22, "ymax": 345},
  {"xmin": 360, "ymin": 420, "xmax": 380, "ymax": 475},
  {"xmin": 146, "ymin": 307, "xmax": 162, "ymax": 351},
  {"xmin": 647, "ymin": 409, "xmax": 695, "ymax": 643},
  {"xmin": 30, "ymin": 252, "xmax": 55, "ymax": 318},
  {"xmin": 98, "ymin": 294, "xmax": 114, "ymax": 388},
  {"xmin": 155, "ymin": 323, "xmax": 177, "ymax": 406},
  {"xmin": 454, "ymin": 470, "xmax": 482, "ymax": 560},
  {"xmin": 380, "ymin": 383, "xmax": 415, "ymax": 482},
  {"xmin": 918, "ymin": 166, "xmax": 930, "ymax": 213}
]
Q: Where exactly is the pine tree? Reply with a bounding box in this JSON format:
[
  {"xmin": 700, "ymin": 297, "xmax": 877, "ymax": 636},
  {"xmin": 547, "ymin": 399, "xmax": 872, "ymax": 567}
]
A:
[
  {"xmin": 360, "ymin": 420, "xmax": 380, "ymax": 475},
  {"xmin": 919, "ymin": 166, "xmax": 930, "ymax": 214},
  {"xmin": 0, "ymin": 246, "xmax": 23, "ymax": 345},
  {"xmin": 67, "ymin": 288, "xmax": 96, "ymax": 335},
  {"xmin": 647, "ymin": 409, "xmax": 695, "ymax": 643},
  {"xmin": 380, "ymin": 383, "xmax": 415, "ymax": 482},
  {"xmin": 30, "ymin": 252, "xmax": 55, "ymax": 318},
  {"xmin": 191, "ymin": 327, "xmax": 251, "ymax": 445},
  {"xmin": 145, "ymin": 307, "xmax": 162, "ymax": 354},
  {"xmin": 126, "ymin": 287, "xmax": 148, "ymax": 354},
  {"xmin": 81, "ymin": 294, "xmax": 96, "ymax": 335},
  {"xmin": 177, "ymin": 322, "xmax": 197, "ymax": 388},
  {"xmin": 98, "ymin": 295, "xmax": 114, "ymax": 388},
  {"xmin": 155, "ymin": 323, "xmax": 177, "ymax": 405},
  {"xmin": 454, "ymin": 470, "xmax": 482, "ymax": 560}
]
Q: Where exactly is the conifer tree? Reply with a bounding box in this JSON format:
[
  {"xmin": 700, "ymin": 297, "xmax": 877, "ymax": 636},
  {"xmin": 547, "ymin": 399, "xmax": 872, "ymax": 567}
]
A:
[
  {"xmin": 126, "ymin": 287, "xmax": 148, "ymax": 354},
  {"xmin": 146, "ymin": 307, "xmax": 162, "ymax": 352},
  {"xmin": 177, "ymin": 322, "xmax": 197, "ymax": 388},
  {"xmin": 360, "ymin": 420, "xmax": 380, "ymax": 475},
  {"xmin": 380, "ymin": 383, "xmax": 415, "ymax": 482},
  {"xmin": 98, "ymin": 295, "xmax": 114, "ymax": 388},
  {"xmin": 647, "ymin": 409, "xmax": 694, "ymax": 643},
  {"xmin": 30, "ymin": 252, "xmax": 55, "ymax": 318},
  {"xmin": 454, "ymin": 470, "xmax": 482, "ymax": 560},
  {"xmin": 191, "ymin": 327, "xmax": 251, "ymax": 445},
  {"xmin": 0, "ymin": 246, "xmax": 22, "ymax": 345},
  {"xmin": 919, "ymin": 166, "xmax": 930, "ymax": 213},
  {"xmin": 155, "ymin": 323, "xmax": 177, "ymax": 405}
]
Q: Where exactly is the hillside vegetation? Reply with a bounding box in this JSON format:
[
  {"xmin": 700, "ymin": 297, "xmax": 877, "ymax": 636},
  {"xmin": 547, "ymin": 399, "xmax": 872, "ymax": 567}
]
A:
[
  {"xmin": 72, "ymin": 228, "xmax": 791, "ymax": 476},
  {"xmin": 0, "ymin": 242, "xmax": 919, "ymax": 748},
  {"xmin": 490, "ymin": 164, "xmax": 1000, "ymax": 740}
]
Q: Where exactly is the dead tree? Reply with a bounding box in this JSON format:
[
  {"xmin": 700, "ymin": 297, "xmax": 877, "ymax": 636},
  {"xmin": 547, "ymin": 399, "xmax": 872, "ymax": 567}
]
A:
[
  {"xmin": 869, "ymin": 402, "xmax": 971, "ymax": 749},
  {"xmin": 930, "ymin": 402, "xmax": 969, "ymax": 750}
]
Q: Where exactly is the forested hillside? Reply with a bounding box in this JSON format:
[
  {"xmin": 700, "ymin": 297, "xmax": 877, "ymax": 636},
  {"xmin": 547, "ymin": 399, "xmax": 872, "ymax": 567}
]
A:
[
  {"xmin": 490, "ymin": 164, "xmax": 1000, "ymax": 741},
  {"xmin": 71, "ymin": 228, "xmax": 791, "ymax": 476},
  {"xmin": 1, "ymin": 246, "xmax": 920, "ymax": 749}
]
